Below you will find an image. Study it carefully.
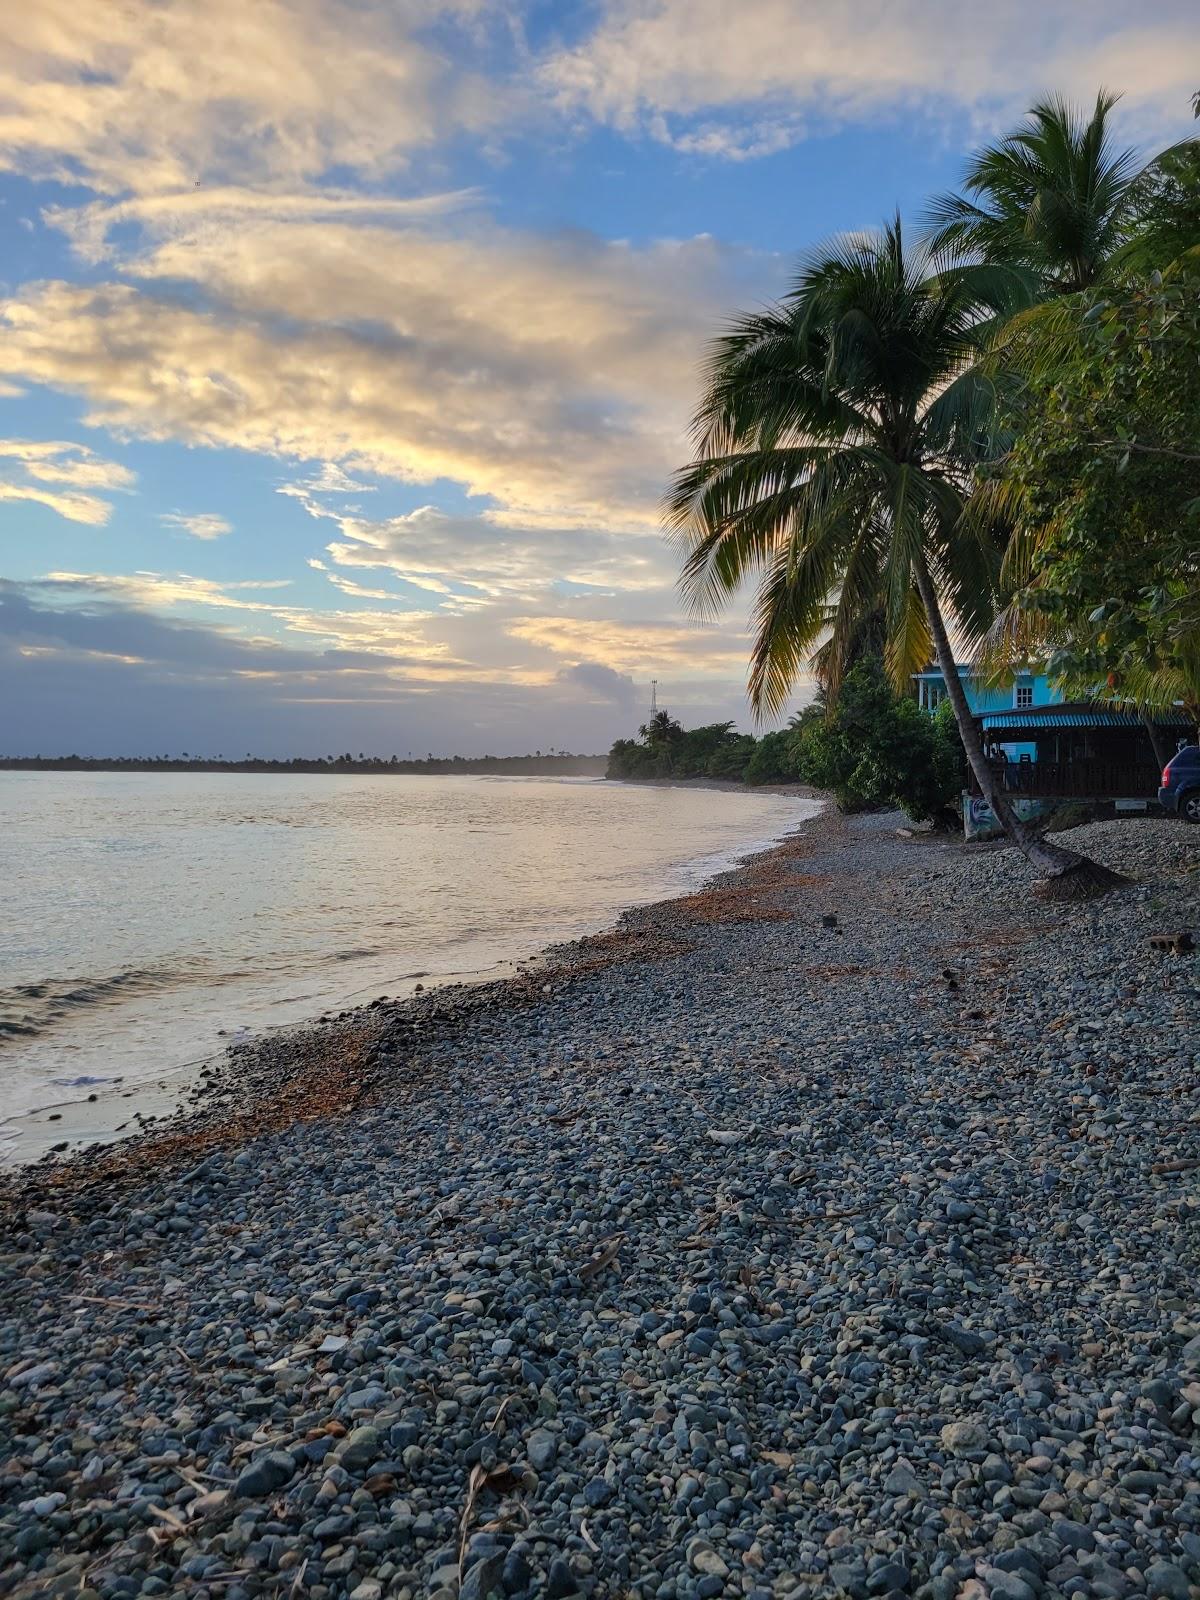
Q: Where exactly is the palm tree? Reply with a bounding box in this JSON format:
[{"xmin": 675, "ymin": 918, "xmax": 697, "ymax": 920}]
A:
[
  {"xmin": 639, "ymin": 710, "xmax": 683, "ymax": 746},
  {"xmin": 666, "ymin": 218, "xmax": 1122, "ymax": 898},
  {"xmin": 926, "ymin": 92, "xmax": 1186, "ymax": 295}
]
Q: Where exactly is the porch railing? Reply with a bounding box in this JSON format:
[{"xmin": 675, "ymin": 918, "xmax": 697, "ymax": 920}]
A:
[{"xmin": 970, "ymin": 760, "xmax": 1162, "ymax": 800}]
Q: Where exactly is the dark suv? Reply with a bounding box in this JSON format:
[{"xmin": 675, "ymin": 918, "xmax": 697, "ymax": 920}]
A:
[{"xmin": 1159, "ymin": 745, "xmax": 1200, "ymax": 822}]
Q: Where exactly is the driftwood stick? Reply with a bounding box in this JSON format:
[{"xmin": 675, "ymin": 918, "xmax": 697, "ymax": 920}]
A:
[{"xmin": 75, "ymin": 1294, "xmax": 158, "ymax": 1312}]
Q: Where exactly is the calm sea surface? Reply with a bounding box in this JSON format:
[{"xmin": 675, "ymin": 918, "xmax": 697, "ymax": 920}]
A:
[{"xmin": 0, "ymin": 773, "xmax": 817, "ymax": 1154}]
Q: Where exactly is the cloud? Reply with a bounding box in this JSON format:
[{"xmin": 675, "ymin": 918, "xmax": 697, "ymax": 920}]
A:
[
  {"xmin": 1, "ymin": 577, "xmax": 772, "ymax": 757},
  {"xmin": 280, "ymin": 462, "xmax": 378, "ymax": 501},
  {"xmin": 321, "ymin": 572, "xmax": 400, "ymax": 601},
  {"xmin": 542, "ymin": 0, "xmax": 1200, "ymax": 157},
  {"xmin": 3, "ymin": 0, "xmax": 1194, "ymax": 220},
  {"xmin": 160, "ymin": 511, "xmax": 233, "ymax": 540},
  {"xmin": 0, "ymin": 576, "xmax": 368, "ymax": 675},
  {"xmin": 508, "ymin": 615, "xmax": 749, "ymax": 679},
  {"xmin": 0, "ymin": 0, "xmax": 503, "ymax": 196},
  {"xmin": 36, "ymin": 568, "xmax": 456, "ymax": 666},
  {"xmin": 0, "ymin": 481, "xmax": 117, "ymax": 526},
  {"xmin": 0, "ymin": 219, "xmax": 776, "ymax": 533},
  {"xmin": 0, "ymin": 578, "xmax": 718, "ymax": 756},
  {"xmin": 23, "ymin": 557, "xmax": 766, "ymax": 710},
  {"xmin": 0, "ymin": 438, "xmax": 135, "ymax": 525},
  {"xmin": 0, "ymin": 439, "xmax": 136, "ymax": 491},
  {"xmin": 46, "ymin": 185, "xmax": 483, "ymax": 263},
  {"xmin": 0, "ymin": 576, "xmax": 640, "ymax": 755},
  {"xmin": 557, "ymin": 660, "xmax": 637, "ymax": 710},
  {"xmin": 320, "ymin": 503, "xmax": 677, "ymax": 603}
]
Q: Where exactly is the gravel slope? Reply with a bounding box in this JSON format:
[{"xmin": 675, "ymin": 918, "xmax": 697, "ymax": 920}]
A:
[{"xmin": 1, "ymin": 812, "xmax": 1198, "ymax": 1600}]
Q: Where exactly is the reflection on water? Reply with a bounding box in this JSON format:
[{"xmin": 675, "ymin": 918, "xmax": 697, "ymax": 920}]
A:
[{"xmin": 0, "ymin": 772, "xmax": 817, "ymax": 1139}]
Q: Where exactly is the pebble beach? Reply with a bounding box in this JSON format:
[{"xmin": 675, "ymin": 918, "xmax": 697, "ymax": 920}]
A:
[{"xmin": 2, "ymin": 808, "xmax": 1199, "ymax": 1600}]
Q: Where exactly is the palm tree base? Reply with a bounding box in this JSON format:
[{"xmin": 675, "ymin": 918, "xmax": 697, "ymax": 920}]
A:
[{"xmin": 1032, "ymin": 856, "xmax": 1131, "ymax": 902}]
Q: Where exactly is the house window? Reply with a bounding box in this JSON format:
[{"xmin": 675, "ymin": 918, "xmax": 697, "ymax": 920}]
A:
[
  {"xmin": 927, "ymin": 683, "xmax": 944, "ymax": 710},
  {"xmin": 1014, "ymin": 683, "xmax": 1034, "ymax": 710}
]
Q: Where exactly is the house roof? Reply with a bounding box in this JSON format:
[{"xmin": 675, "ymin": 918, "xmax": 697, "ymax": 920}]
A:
[
  {"xmin": 977, "ymin": 702, "xmax": 1194, "ymax": 732},
  {"xmin": 913, "ymin": 665, "xmax": 995, "ymax": 680}
]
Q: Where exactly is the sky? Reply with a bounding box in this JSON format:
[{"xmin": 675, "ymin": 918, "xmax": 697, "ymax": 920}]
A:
[{"xmin": 1, "ymin": 1, "xmax": 1197, "ymax": 757}]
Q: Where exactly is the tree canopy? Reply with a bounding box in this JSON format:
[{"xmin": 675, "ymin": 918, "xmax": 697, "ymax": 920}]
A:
[{"xmin": 983, "ymin": 256, "xmax": 1200, "ymax": 712}]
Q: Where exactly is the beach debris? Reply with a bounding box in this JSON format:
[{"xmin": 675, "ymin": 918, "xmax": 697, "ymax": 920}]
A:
[
  {"xmin": 579, "ymin": 1233, "xmax": 624, "ymax": 1280},
  {"xmin": 821, "ymin": 912, "xmax": 838, "ymax": 927},
  {"xmin": 1148, "ymin": 930, "xmax": 1194, "ymax": 954},
  {"xmin": 73, "ymin": 1294, "xmax": 157, "ymax": 1313},
  {"xmin": 146, "ymin": 1504, "xmax": 189, "ymax": 1534},
  {"xmin": 707, "ymin": 1127, "xmax": 751, "ymax": 1145},
  {"xmin": 457, "ymin": 1404, "xmax": 515, "ymax": 1580}
]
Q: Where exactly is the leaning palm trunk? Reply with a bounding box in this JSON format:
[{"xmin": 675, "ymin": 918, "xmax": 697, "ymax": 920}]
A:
[
  {"xmin": 1140, "ymin": 714, "xmax": 1172, "ymax": 772},
  {"xmin": 911, "ymin": 553, "xmax": 1126, "ymax": 899}
]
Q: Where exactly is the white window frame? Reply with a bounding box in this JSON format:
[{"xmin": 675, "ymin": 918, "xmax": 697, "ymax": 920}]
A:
[{"xmin": 1014, "ymin": 682, "xmax": 1034, "ymax": 710}]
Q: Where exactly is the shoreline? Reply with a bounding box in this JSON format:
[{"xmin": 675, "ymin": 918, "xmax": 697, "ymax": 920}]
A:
[
  {"xmin": 2, "ymin": 811, "xmax": 1197, "ymax": 1600},
  {"xmin": 0, "ymin": 788, "xmax": 824, "ymax": 1173}
]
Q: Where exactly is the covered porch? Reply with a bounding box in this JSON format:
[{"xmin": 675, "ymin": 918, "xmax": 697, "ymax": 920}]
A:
[{"xmin": 970, "ymin": 704, "xmax": 1195, "ymax": 801}]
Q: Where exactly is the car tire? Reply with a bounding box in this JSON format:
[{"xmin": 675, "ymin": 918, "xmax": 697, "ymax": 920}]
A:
[{"xmin": 1182, "ymin": 790, "xmax": 1200, "ymax": 824}]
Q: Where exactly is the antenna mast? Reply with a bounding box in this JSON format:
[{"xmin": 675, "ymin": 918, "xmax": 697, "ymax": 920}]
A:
[{"xmin": 649, "ymin": 679, "xmax": 658, "ymax": 716}]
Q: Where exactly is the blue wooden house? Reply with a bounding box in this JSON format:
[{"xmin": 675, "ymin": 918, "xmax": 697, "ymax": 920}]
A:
[
  {"xmin": 913, "ymin": 664, "xmax": 1192, "ymax": 835},
  {"xmin": 913, "ymin": 665, "xmax": 1059, "ymax": 716}
]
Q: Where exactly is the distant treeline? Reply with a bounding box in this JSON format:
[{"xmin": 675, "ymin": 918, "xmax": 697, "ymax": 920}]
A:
[{"xmin": 1, "ymin": 752, "xmax": 608, "ymax": 777}]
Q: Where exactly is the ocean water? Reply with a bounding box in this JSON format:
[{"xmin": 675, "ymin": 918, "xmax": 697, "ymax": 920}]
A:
[{"xmin": 0, "ymin": 772, "xmax": 817, "ymax": 1157}]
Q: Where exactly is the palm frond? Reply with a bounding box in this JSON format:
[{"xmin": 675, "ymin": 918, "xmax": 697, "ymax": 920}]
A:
[
  {"xmin": 921, "ymin": 90, "xmax": 1166, "ymax": 293},
  {"xmin": 747, "ymin": 541, "xmax": 842, "ymax": 717}
]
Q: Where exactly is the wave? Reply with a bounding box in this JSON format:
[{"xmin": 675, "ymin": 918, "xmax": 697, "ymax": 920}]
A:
[{"xmin": 0, "ymin": 968, "xmax": 190, "ymax": 1044}]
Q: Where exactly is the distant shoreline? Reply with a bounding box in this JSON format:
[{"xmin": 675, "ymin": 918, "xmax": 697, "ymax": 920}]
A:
[{"xmin": 0, "ymin": 754, "xmax": 608, "ymax": 777}]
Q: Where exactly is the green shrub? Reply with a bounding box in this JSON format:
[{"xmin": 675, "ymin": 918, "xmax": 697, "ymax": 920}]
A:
[
  {"xmin": 792, "ymin": 659, "xmax": 964, "ymax": 824},
  {"xmin": 608, "ymin": 720, "xmax": 760, "ymax": 780},
  {"xmin": 606, "ymin": 738, "xmax": 664, "ymax": 779},
  {"xmin": 706, "ymin": 733, "xmax": 757, "ymax": 780},
  {"xmin": 744, "ymin": 730, "xmax": 799, "ymax": 785}
]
